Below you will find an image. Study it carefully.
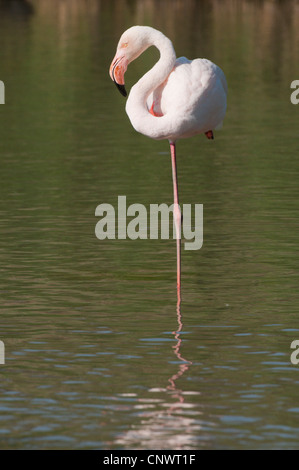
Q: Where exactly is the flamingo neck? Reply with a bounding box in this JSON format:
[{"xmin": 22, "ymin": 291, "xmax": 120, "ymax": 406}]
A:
[
  {"xmin": 134, "ymin": 31, "xmax": 176, "ymax": 98},
  {"xmin": 125, "ymin": 29, "xmax": 176, "ymax": 140}
]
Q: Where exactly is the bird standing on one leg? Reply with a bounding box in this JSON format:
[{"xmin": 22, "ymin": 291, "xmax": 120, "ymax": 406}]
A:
[{"xmin": 109, "ymin": 26, "xmax": 227, "ymax": 301}]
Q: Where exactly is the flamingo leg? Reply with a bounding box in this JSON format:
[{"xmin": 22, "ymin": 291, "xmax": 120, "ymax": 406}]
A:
[{"xmin": 170, "ymin": 141, "xmax": 181, "ymax": 303}]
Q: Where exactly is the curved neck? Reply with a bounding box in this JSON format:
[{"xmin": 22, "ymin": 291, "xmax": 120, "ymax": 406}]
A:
[
  {"xmin": 125, "ymin": 30, "xmax": 177, "ymax": 141},
  {"xmin": 134, "ymin": 31, "xmax": 176, "ymax": 99}
]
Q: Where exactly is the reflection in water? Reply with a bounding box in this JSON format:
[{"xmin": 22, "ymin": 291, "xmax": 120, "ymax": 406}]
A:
[
  {"xmin": 115, "ymin": 400, "xmax": 203, "ymax": 450},
  {"xmin": 116, "ymin": 302, "xmax": 199, "ymax": 450},
  {"xmin": 167, "ymin": 298, "xmax": 192, "ymax": 395}
]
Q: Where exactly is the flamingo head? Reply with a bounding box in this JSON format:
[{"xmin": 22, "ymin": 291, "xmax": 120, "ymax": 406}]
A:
[{"xmin": 109, "ymin": 26, "xmax": 152, "ymax": 97}]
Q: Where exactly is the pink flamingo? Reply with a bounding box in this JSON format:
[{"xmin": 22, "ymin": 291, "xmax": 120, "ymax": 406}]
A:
[{"xmin": 109, "ymin": 26, "xmax": 227, "ymax": 301}]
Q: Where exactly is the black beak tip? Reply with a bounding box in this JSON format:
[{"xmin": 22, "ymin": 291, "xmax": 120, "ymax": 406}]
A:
[{"xmin": 114, "ymin": 81, "xmax": 127, "ymax": 97}]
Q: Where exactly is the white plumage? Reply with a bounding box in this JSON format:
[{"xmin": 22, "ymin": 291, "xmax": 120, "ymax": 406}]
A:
[
  {"xmin": 109, "ymin": 25, "xmax": 228, "ymax": 299},
  {"xmin": 145, "ymin": 56, "xmax": 227, "ymax": 141},
  {"xmin": 109, "ymin": 26, "xmax": 227, "ymax": 142}
]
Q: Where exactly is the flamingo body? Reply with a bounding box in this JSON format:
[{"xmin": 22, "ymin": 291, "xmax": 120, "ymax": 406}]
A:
[
  {"xmin": 144, "ymin": 56, "xmax": 227, "ymax": 142},
  {"xmin": 110, "ymin": 26, "xmax": 227, "ymax": 143}
]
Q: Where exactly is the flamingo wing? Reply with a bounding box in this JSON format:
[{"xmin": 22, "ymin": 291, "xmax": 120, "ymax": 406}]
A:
[{"xmin": 147, "ymin": 57, "xmax": 227, "ymax": 139}]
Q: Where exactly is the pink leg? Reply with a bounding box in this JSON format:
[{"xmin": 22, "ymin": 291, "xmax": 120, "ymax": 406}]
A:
[{"xmin": 170, "ymin": 141, "xmax": 181, "ymax": 303}]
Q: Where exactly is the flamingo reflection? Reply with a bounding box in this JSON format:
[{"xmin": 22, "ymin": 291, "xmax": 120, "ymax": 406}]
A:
[
  {"xmin": 115, "ymin": 300, "xmax": 206, "ymax": 450},
  {"xmin": 167, "ymin": 297, "xmax": 192, "ymax": 401}
]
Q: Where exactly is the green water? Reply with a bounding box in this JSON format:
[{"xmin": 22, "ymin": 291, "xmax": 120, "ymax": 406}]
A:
[{"xmin": 0, "ymin": 0, "xmax": 299, "ymax": 450}]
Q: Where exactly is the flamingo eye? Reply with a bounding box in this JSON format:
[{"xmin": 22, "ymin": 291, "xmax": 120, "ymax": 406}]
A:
[{"xmin": 122, "ymin": 42, "xmax": 128, "ymax": 48}]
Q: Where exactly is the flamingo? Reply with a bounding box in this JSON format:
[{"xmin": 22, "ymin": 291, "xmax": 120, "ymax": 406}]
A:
[{"xmin": 109, "ymin": 26, "xmax": 227, "ymax": 302}]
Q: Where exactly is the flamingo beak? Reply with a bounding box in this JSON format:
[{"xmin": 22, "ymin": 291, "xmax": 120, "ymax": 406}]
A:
[{"xmin": 109, "ymin": 52, "xmax": 128, "ymax": 97}]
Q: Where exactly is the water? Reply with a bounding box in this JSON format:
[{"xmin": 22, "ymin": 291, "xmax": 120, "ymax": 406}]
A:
[{"xmin": 0, "ymin": 0, "xmax": 299, "ymax": 450}]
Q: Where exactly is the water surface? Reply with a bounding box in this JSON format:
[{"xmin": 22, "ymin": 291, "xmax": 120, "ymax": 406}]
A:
[{"xmin": 0, "ymin": 0, "xmax": 299, "ymax": 450}]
